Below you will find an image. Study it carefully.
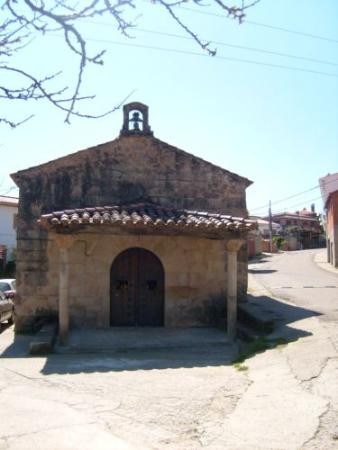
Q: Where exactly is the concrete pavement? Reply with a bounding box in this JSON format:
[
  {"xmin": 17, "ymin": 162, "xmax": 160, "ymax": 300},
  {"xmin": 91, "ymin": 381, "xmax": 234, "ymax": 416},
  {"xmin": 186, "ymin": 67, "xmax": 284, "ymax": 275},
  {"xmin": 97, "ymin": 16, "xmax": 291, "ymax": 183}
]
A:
[
  {"xmin": 314, "ymin": 249, "xmax": 338, "ymax": 276},
  {"xmin": 0, "ymin": 248, "xmax": 338, "ymax": 449},
  {"xmin": 1, "ymin": 313, "xmax": 337, "ymax": 449}
]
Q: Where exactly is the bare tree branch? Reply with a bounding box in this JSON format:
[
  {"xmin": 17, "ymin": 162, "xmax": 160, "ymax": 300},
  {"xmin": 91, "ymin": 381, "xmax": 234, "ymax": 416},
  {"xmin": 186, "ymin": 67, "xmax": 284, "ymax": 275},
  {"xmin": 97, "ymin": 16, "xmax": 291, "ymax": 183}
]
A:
[
  {"xmin": 0, "ymin": 115, "xmax": 33, "ymax": 128},
  {"xmin": 0, "ymin": 0, "xmax": 259, "ymax": 127}
]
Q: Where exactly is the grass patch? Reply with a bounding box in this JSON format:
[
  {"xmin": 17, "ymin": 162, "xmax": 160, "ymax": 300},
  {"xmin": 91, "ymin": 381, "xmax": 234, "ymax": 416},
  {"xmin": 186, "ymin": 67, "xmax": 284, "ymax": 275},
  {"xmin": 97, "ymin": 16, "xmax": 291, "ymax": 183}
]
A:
[
  {"xmin": 233, "ymin": 336, "xmax": 290, "ymax": 366},
  {"xmin": 234, "ymin": 363, "xmax": 249, "ymax": 372},
  {"xmin": 271, "ymin": 337, "xmax": 289, "ymax": 348}
]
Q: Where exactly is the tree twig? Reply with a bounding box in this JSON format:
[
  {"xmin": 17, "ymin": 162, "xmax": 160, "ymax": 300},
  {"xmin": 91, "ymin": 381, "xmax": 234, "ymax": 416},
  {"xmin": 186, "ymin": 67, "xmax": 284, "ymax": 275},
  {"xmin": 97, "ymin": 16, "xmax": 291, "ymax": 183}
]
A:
[{"xmin": 1, "ymin": 0, "xmax": 259, "ymax": 126}]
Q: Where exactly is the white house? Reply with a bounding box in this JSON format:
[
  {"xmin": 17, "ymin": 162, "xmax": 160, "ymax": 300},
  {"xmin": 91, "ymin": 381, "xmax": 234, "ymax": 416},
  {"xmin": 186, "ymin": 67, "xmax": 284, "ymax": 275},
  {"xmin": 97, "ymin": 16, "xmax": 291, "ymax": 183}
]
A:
[
  {"xmin": 0, "ymin": 195, "xmax": 18, "ymax": 262},
  {"xmin": 250, "ymin": 216, "xmax": 282, "ymax": 237}
]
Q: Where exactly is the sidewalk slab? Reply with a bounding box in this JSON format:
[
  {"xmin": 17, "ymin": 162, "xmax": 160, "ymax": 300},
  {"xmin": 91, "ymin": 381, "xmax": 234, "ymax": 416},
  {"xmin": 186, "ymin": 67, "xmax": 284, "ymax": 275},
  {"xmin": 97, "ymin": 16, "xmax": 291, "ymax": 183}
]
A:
[
  {"xmin": 54, "ymin": 327, "xmax": 238, "ymax": 355},
  {"xmin": 314, "ymin": 249, "xmax": 338, "ymax": 275}
]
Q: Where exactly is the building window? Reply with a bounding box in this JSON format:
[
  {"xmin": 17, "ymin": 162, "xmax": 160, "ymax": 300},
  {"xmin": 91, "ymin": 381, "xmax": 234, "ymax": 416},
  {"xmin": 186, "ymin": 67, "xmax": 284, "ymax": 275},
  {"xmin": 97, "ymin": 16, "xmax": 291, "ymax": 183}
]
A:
[{"xmin": 13, "ymin": 213, "xmax": 18, "ymax": 229}]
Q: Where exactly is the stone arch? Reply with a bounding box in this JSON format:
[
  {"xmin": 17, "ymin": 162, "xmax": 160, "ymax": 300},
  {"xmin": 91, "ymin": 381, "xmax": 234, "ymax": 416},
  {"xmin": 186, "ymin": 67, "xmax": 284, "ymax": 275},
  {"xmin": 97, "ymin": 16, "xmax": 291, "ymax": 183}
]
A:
[{"xmin": 110, "ymin": 247, "xmax": 165, "ymax": 326}]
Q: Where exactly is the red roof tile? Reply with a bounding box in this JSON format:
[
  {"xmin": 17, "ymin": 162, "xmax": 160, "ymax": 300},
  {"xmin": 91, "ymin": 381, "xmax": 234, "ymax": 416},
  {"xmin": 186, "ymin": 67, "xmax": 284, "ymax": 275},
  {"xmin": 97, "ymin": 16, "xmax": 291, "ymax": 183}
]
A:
[{"xmin": 38, "ymin": 204, "xmax": 256, "ymax": 234}]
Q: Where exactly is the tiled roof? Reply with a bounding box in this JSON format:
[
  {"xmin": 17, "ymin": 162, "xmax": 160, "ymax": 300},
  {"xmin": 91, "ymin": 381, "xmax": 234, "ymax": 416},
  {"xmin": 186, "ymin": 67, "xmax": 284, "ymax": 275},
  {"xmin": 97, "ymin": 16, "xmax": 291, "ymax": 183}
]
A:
[
  {"xmin": 0, "ymin": 195, "xmax": 18, "ymax": 207},
  {"xmin": 38, "ymin": 204, "xmax": 255, "ymax": 234}
]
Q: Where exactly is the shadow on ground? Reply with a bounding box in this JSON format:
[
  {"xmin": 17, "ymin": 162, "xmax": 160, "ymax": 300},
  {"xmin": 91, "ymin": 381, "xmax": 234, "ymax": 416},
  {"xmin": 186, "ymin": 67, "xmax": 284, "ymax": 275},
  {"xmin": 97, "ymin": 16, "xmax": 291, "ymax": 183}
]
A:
[
  {"xmin": 0, "ymin": 322, "xmax": 11, "ymax": 334},
  {"xmin": 248, "ymin": 254, "xmax": 273, "ymax": 265},
  {"xmin": 0, "ymin": 324, "xmax": 33, "ymax": 357},
  {"xmin": 244, "ymin": 293, "xmax": 321, "ymax": 327},
  {"xmin": 42, "ymin": 346, "xmax": 239, "ymax": 375},
  {"xmin": 248, "ymin": 269, "xmax": 277, "ymax": 274},
  {"xmin": 0, "ymin": 294, "xmax": 320, "ymax": 375}
]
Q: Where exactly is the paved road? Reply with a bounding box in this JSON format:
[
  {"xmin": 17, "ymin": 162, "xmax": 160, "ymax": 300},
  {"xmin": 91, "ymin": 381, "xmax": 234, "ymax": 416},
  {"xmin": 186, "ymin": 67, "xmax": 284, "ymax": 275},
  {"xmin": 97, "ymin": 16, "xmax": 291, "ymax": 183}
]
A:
[
  {"xmin": 249, "ymin": 249, "xmax": 338, "ymax": 321},
  {"xmin": 0, "ymin": 248, "xmax": 337, "ymax": 450},
  {"xmin": 1, "ymin": 320, "xmax": 337, "ymax": 450}
]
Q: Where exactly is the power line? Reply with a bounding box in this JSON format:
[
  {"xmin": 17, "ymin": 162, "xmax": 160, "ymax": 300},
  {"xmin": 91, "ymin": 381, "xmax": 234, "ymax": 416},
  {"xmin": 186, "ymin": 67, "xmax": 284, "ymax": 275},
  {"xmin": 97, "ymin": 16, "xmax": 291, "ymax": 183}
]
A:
[
  {"xmin": 250, "ymin": 185, "xmax": 319, "ymax": 212},
  {"xmin": 267, "ymin": 195, "xmax": 323, "ymax": 216},
  {"xmin": 0, "ymin": 186, "xmax": 17, "ymax": 196},
  {"xmin": 87, "ymin": 20, "xmax": 338, "ymax": 67},
  {"xmin": 179, "ymin": 6, "xmax": 338, "ymax": 44},
  {"xmin": 246, "ymin": 20, "xmax": 338, "ymax": 44},
  {"xmin": 134, "ymin": 28, "xmax": 338, "ymax": 67},
  {"xmin": 250, "ymin": 176, "xmax": 338, "ymax": 214},
  {"xmin": 251, "ymin": 195, "xmax": 323, "ymax": 217},
  {"xmin": 74, "ymin": 36, "xmax": 338, "ymax": 78}
]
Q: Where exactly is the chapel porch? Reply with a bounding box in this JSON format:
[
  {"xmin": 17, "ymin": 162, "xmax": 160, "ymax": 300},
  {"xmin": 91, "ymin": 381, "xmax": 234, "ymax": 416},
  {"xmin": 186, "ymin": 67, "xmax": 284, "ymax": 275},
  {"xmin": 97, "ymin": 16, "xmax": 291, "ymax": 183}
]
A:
[
  {"xmin": 38, "ymin": 204, "xmax": 256, "ymax": 345},
  {"xmin": 53, "ymin": 326, "xmax": 238, "ymax": 356}
]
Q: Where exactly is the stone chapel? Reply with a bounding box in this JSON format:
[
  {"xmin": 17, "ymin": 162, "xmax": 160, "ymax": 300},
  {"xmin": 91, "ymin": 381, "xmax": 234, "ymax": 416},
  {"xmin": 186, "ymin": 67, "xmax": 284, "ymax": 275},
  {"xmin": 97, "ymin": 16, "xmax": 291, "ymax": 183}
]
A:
[{"xmin": 11, "ymin": 102, "xmax": 255, "ymax": 343}]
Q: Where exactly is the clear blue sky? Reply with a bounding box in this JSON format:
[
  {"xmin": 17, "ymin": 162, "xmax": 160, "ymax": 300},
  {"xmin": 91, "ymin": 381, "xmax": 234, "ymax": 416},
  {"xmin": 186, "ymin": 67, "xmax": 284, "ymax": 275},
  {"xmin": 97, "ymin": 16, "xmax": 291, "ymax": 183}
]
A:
[{"xmin": 1, "ymin": 0, "xmax": 338, "ymax": 217}]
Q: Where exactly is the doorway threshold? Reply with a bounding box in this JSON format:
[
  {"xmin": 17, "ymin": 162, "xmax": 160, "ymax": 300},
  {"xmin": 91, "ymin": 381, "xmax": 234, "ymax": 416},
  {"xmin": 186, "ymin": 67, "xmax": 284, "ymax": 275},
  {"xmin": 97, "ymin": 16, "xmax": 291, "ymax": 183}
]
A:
[{"xmin": 54, "ymin": 327, "xmax": 236, "ymax": 354}]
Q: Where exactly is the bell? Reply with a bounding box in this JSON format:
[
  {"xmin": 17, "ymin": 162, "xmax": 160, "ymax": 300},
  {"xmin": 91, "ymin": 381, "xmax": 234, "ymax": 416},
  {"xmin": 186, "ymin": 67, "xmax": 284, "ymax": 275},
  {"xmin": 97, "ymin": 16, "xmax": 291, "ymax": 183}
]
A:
[{"xmin": 131, "ymin": 111, "xmax": 142, "ymax": 130}]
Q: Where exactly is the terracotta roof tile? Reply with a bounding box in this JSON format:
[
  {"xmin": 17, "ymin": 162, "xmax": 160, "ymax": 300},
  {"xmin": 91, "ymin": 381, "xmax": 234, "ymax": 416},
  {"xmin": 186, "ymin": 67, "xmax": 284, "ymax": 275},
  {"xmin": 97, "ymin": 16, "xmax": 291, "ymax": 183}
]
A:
[
  {"xmin": 0, "ymin": 195, "xmax": 18, "ymax": 207},
  {"xmin": 38, "ymin": 204, "xmax": 256, "ymax": 234}
]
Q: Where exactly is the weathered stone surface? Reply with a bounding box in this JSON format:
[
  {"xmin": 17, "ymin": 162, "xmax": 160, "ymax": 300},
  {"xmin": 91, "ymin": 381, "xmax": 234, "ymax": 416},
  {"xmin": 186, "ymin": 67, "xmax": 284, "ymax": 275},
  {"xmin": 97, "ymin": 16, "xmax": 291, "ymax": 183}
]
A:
[
  {"xmin": 13, "ymin": 136, "xmax": 250, "ymax": 215},
  {"xmin": 29, "ymin": 323, "xmax": 57, "ymax": 355},
  {"xmin": 12, "ymin": 124, "xmax": 252, "ymax": 331},
  {"xmin": 16, "ymin": 234, "xmax": 229, "ymax": 329}
]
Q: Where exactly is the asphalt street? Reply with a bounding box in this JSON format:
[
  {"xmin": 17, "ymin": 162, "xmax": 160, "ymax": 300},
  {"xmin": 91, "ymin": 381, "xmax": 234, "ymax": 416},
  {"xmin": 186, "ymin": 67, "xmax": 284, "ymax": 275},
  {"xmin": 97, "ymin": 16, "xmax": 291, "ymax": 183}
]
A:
[{"xmin": 249, "ymin": 248, "xmax": 338, "ymax": 321}]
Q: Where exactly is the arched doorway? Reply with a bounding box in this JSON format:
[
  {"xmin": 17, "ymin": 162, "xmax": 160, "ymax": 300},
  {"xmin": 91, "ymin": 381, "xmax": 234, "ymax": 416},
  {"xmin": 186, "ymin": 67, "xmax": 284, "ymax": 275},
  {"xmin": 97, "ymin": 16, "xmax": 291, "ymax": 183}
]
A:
[{"xmin": 110, "ymin": 248, "xmax": 164, "ymax": 326}]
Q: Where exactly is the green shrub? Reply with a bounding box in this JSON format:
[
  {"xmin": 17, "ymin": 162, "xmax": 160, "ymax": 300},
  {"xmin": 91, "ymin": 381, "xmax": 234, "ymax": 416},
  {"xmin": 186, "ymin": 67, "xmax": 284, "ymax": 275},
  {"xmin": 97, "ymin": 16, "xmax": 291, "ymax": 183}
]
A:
[{"xmin": 272, "ymin": 236, "xmax": 286, "ymax": 250}]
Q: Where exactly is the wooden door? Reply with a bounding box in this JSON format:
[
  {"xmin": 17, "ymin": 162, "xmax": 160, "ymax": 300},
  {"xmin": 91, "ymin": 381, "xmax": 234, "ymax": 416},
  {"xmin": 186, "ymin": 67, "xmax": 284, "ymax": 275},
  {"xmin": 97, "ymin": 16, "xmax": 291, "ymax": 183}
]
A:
[{"xmin": 110, "ymin": 248, "xmax": 164, "ymax": 326}]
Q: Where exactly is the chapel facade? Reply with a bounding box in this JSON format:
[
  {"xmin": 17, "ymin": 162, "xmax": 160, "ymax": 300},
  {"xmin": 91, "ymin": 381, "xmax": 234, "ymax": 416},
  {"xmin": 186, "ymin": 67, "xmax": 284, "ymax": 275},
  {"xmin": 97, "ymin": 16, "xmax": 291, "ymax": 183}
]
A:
[{"xmin": 12, "ymin": 102, "xmax": 254, "ymax": 342}]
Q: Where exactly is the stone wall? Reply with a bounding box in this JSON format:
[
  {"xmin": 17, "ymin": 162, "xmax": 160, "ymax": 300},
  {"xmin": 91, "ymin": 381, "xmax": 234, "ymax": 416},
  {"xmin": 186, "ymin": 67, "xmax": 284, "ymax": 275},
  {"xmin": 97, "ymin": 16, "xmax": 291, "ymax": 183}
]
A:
[
  {"xmin": 12, "ymin": 134, "xmax": 250, "ymax": 331},
  {"xmin": 16, "ymin": 233, "xmax": 230, "ymax": 329},
  {"xmin": 14, "ymin": 135, "xmax": 249, "ymax": 215}
]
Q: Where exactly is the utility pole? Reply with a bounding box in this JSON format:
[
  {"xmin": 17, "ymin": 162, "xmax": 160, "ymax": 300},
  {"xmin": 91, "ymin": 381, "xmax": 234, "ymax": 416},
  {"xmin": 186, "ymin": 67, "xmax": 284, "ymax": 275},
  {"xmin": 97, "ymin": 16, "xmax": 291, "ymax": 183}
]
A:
[{"xmin": 269, "ymin": 200, "xmax": 273, "ymax": 253}]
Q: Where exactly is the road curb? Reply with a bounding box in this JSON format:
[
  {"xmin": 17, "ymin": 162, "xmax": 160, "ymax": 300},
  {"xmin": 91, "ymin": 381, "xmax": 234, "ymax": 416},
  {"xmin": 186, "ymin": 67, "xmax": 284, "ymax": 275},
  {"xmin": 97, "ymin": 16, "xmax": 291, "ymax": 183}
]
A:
[{"xmin": 313, "ymin": 250, "xmax": 338, "ymax": 276}]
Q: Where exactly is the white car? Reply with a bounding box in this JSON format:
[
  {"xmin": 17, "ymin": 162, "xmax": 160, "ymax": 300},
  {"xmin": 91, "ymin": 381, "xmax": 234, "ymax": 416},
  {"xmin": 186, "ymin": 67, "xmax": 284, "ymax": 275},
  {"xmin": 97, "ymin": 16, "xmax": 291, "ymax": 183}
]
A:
[
  {"xmin": 0, "ymin": 289, "xmax": 14, "ymax": 325},
  {"xmin": 0, "ymin": 279, "xmax": 16, "ymax": 299}
]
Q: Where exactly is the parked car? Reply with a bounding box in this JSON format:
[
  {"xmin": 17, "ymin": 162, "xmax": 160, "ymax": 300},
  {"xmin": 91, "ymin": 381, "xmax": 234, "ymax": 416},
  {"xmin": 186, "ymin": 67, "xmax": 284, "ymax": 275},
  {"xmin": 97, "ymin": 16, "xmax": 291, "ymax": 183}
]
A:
[
  {"xmin": 0, "ymin": 279, "xmax": 16, "ymax": 299},
  {"xmin": 0, "ymin": 288, "xmax": 14, "ymax": 325}
]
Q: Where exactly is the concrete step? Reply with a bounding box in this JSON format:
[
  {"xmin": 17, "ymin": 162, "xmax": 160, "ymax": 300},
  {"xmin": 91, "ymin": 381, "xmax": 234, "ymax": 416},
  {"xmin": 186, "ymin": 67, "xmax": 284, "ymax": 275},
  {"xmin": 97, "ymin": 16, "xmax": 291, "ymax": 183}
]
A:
[
  {"xmin": 238, "ymin": 301, "xmax": 275, "ymax": 334},
  {"xmin": 237, "ymin": 323, "xmax": 266, "ymax": 342},
  {"xmin": 29, "ymin": 323, "xmax": 57, "ymax": 355},
  {"xmin": 54, "ymin": 327, "xmax": 238, "ymax": 355}
]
